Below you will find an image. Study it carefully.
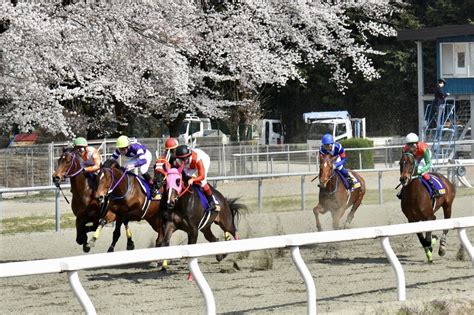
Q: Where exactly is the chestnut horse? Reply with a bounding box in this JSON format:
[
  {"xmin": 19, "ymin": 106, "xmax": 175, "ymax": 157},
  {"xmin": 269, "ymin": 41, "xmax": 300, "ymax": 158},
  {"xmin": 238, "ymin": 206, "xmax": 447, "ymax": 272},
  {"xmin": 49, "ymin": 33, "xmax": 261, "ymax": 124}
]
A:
[
  {"xmin": 313, "ymin": 154, "xmax": 366, "ymax": 231},
  {"xmin": 94, "ymin": 160, "xmax": 163, "ymax": 250},
  {"xmin": 399, "ymin": 152, "xmax": 455, "ymax": 262},
  {"xmin": 52, "ymin": 148, "xmax": 134, "ymax": 253},
  {"xmin": 161, "ymin": 167, "xmax": 246, "ymax": 263}
]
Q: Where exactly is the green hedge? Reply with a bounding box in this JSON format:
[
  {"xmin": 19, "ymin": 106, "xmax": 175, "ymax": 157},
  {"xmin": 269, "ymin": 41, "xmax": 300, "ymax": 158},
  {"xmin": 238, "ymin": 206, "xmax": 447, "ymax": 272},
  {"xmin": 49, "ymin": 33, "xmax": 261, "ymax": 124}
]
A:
[{"xmin": 340, "ymin": 138, "xmax": 374, "ymax": 169}]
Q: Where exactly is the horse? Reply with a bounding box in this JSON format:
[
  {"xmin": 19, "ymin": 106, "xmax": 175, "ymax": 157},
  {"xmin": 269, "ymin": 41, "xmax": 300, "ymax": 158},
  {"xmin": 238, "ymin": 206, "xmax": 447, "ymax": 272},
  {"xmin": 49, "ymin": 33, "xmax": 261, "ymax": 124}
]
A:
[
  {"xmin": 52, "ymin": 148, "xmax": 134, "ymax": 253},
  {"xmin": 161, "ymin": 167, "xmax": 246, "ymax": 264},
  {"xmin": 94, "ymin": 160, "xmax": 163, "ymax": 251},
  {"xmin": 312, "ymin": 153, "xmax": 366, "ymax": 231},
  {"xmin": 398, "ymin": 152, "xmax": 456, "ymax": 262}
]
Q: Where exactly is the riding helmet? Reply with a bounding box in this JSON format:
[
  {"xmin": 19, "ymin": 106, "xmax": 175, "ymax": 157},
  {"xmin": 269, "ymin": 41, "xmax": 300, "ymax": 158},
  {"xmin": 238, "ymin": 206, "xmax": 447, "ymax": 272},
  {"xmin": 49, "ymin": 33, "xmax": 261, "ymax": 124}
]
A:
[
  {"xmin": 321, "ymin": 134, "xmax": 334, "ymax": 145},
  {"xmin": 175, "ymin": 145, "xmax": 192, "ymax": 159},
  {"xmin": 165, "ymin": 138, "xmax": 179, "ymax": 150},
  {"xmin": 73, "ymin": 137, "xmax": 88, "ymax": 147},
  {"xmin": 405, "ymin": 133, "xmax": 419, "ymax": 144},
  {"xmin": 116, "ymin": 135, "xmax": 130, "ymax": 148}
]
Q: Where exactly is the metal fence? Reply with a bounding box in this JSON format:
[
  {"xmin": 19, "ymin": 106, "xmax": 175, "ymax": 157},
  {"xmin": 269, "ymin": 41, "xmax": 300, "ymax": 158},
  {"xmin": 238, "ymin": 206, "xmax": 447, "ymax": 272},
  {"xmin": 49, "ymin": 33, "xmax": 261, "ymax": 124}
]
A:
[{"xmin": 0, "ymin": 139, "xmax": 473, "ymax": 188}]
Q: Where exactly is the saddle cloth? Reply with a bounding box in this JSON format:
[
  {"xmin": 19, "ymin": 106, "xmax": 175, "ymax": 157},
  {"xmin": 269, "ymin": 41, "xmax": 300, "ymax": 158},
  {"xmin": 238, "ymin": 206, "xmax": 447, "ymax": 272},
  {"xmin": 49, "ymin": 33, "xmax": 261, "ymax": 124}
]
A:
[
  {"xmin": 420, "ymin": 175, "xmax": 446, "ymax": 198},
  {"xmin": 335, "ymin": 169, "xmax": 361, "ymax": 190},
  {"xmin": 195, "ymin": 185, "xmax": 220, "ymax": 212}
]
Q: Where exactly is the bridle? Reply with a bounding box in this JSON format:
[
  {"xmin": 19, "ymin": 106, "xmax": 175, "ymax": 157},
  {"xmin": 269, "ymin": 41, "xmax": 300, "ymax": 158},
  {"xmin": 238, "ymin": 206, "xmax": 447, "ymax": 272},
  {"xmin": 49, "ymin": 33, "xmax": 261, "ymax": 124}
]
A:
[
  {"xmin": 319, "ymin": 155, "xmax": 337, "ymax": 188},
  {"xmin": 62, "ymin": 151, "xmax": 83, "ymax": 178},
  {"xmin": 400, "ymin": 152, "xmax": 417, "ymax": 186},
  {"xmin": 99, "ymin": 168, "xmax": 130, "ymax": 201}
]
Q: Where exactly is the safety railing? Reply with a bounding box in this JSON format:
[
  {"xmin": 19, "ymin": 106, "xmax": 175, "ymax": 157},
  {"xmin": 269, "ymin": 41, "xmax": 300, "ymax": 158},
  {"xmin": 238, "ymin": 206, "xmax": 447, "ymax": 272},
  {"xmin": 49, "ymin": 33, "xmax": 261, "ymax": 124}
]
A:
[
  {"xmin": 1, "ymin": 217, "xmax": 473, "ymax": 315},
  {"xmin": 1, "ymin": 164, "xmax": 473, "ymax": 232}
]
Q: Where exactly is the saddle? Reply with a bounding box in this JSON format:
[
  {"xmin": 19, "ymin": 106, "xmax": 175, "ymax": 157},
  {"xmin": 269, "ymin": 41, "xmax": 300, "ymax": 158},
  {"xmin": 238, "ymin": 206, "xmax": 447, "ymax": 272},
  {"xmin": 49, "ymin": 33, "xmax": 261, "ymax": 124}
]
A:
[
  {"xmin": 194, "ymin": 185, "xmax": 221, "ymax": 212},
  {"xmin": 419, "ymin": 175, "xmax": 446, "ymax": 199},
  {"xmin": 335, "ymin": 170, "xmax": 361, "ymax": 190}
]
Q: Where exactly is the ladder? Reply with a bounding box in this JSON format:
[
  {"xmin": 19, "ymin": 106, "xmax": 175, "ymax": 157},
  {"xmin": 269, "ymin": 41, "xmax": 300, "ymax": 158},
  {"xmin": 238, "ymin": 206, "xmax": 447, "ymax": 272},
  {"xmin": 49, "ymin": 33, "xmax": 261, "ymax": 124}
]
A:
[{"xmin": 422, "ymin": 99, "xmax": 457, "ymax": 163}]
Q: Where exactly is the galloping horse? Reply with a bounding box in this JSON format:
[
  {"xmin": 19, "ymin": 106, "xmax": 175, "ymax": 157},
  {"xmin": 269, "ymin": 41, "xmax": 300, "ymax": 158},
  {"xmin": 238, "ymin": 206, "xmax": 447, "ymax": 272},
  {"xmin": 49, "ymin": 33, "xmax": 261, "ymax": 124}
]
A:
[
  {"xmin": 399, "ymin": 152, "xmax": 455, "ymax": 262},
  {"xmin": 161, "ymin": 167, "xmax": 246, "ymax": 263},
  {"xmin": 52, "ymin": 148, "xmax": 134, "ymax": 253},
  {"xmin": 94, "ymin": 160, "xmax": 163, "ymax": 250},
  {"xmin": 313, "ymin": 153, "xmax": 366, "ymax": 231}
]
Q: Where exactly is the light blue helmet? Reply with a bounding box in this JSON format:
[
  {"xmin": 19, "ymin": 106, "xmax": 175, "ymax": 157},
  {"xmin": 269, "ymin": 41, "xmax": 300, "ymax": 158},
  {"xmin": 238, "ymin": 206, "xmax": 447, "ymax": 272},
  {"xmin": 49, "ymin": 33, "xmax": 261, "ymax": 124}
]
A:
[{"xmin": 322, "ymin": 134, "xmax": 334, "ymax": 145}]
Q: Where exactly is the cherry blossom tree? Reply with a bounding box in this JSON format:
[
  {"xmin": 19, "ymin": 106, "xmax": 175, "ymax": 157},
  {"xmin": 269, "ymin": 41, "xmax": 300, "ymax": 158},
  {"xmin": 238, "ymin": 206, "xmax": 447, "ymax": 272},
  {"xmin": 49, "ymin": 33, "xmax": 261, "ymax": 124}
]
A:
[{"xmin": 0, "ymin": 1, "xmax": 398, "ymax": 138}]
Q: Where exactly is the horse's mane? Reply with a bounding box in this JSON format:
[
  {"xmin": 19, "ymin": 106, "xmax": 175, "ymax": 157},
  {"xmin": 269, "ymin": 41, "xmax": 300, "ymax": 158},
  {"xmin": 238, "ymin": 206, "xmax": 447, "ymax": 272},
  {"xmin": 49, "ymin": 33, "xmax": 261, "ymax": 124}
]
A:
[{"xmin": 103, "ymin": 159, "xmax": 121, "ymax": 169}]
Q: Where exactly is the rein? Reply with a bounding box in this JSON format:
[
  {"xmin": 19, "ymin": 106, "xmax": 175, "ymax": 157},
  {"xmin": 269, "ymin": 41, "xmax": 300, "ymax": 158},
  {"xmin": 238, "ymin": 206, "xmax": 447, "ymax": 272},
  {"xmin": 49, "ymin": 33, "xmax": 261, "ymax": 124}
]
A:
[
  {"xmin": 103, "ymin": 168, "xmax": 131, "ymax": 200},
  {"xmin": 56, "ymin": 151, "xmax": 84, "ymax": 204},
  {"xmin": 400, "ymin": 152, "xmax": 418, "ymax": 186}
]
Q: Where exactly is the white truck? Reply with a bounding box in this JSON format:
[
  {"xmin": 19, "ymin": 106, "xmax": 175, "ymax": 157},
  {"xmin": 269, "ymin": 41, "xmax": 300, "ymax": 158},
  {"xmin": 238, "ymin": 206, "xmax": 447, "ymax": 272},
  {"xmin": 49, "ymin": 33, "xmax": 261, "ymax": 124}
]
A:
[
  {"xmin": 303, "ymin": 111, "xmax": 366, "ymax": 152},
  {"xmin": 237, "ymin": 119, "xmax": 285, "ymax": 145},
  {"xmin": 178, "ymin": 114, "xmax": 229, "ymax": 146}
]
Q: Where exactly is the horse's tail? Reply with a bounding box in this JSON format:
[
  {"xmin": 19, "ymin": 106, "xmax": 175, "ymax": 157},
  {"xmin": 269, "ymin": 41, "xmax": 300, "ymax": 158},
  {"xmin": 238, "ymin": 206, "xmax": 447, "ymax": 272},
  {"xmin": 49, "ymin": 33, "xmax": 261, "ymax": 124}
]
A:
[{"xmin": 226, "ymin": 197, "xmax": 248, "ymax": 233}]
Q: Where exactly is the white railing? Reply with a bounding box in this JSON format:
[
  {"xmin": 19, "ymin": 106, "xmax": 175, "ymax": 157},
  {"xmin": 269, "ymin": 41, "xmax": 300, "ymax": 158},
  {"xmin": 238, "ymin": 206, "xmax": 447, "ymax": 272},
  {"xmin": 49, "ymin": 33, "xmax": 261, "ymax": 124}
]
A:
[{"xmin": 1, "ymin": 217, "xmax": 473, "ymax": 315}]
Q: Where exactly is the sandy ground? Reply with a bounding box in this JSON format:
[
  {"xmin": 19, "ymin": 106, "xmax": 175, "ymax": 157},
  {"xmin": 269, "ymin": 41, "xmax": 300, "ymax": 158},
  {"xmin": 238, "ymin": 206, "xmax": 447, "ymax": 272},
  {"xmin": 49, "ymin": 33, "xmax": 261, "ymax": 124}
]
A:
[{"xmin": 0, "ymin": 177, "xmax": 473, "ymax": 314}]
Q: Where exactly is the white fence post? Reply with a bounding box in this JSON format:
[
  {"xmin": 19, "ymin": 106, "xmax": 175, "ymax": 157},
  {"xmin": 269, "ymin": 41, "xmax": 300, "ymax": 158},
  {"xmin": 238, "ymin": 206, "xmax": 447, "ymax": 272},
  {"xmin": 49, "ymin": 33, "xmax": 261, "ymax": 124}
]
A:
[
  {"xmin": 68, "ymin": 271, "xmax": 96, "ymax": 315},
  {"xmin": 380, "ymin": 236, "xmax": 406, "ymax": 301},
  {"xmin": 291, "ymin": 246, "xmax": 316, "ymax": 315},
  {"xmin": 188, "ymin": 257, "xmax": 216, "ymax": 315}
]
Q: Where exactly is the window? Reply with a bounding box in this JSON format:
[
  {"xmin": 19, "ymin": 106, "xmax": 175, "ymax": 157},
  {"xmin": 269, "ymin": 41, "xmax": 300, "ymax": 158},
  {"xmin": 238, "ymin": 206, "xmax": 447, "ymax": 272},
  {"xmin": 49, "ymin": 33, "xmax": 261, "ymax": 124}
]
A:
[
  {"xmin": 440, "ymin": 42, "xmax": 472, "ymax": 78},
  {"xmin": 335, "ymin": 123, "xmax": 347, "ymax": 137}
]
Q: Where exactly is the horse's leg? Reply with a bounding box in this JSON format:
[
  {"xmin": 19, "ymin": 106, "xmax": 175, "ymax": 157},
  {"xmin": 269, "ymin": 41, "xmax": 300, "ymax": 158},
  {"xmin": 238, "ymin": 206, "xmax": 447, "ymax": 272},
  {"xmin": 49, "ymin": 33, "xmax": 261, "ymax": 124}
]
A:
[
  {"xmin": 330, "ymin": 207, "xmax": 345, "ymax": 231},
  {"xmin": 75, "ymin": 217, "xmax": 90, "ymax": 253},
  {"xmin": 88, "ymin": 211, "xmax": 115, "ymax": 248},
  {"xmin": 159, "ymin": 220, "xmax": 177, "ymax": 272},
  {"xmin": 124, "ymin": 221, "xmax": 135, "ymax": 250},
  {"xmin": 313, "ymin": 204, "xmax": 324, "ymax": 231},
  {"xmin": 416, "ymin": 232, "xmax": 436, "ymax": 263},
  {"xmin": 344, "ymin": 184, "xmax": 365, "ymax": 229},
  {"xmin": 202, "ymin": 226, "xmax": 226, "ymax": 262},
  {"xmin": 439, "ymin": 201, "xmax": 453, "ymax": 257},
  {"xmin": 107, "ymin": 219, "xmax": 122, "ymax": 253}
]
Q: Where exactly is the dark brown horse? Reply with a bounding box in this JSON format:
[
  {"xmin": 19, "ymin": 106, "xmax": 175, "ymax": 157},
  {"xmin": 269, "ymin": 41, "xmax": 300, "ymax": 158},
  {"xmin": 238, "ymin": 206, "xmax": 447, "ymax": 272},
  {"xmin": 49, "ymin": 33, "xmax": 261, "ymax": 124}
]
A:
[
  {"xmin": 94, "ymin": 160, "xmax": 163, "ymax": 251},
  {"xmin": 52, "ymin": 148, "xmax": 134, "ymax": 253},
  {"xmin": 313, "ymin": 154, "xmax": 366, "ymax": 231},
  {"xmin": 399, "ymin": 152, "xmax": 455, "ymax": 262},
  {"xmin": 161, "ymin": 167, "xmax": 246, "ymax": 264}
]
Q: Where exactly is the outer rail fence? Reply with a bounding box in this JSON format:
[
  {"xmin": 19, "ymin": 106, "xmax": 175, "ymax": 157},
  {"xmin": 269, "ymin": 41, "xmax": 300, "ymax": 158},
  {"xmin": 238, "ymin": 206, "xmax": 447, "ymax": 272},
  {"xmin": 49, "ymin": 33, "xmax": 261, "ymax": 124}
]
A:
[
  {"xmin": 1, "ymin": 217, "xmax": 473, "ymax": 315},
  {"xmin": 1, "ymin": 164, "xmax": 473, "ymax": 232}
]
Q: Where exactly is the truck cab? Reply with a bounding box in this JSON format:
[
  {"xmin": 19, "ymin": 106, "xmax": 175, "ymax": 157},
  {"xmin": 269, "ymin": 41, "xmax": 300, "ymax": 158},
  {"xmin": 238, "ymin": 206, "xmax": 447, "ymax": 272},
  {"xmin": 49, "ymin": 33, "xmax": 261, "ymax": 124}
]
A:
[
  {"xmin": 178, "ymin": 114, "xmax": 211, "ymax": 146},
  {"xmin": 303, "ymin": 111, "xmax": 365, "ymax": 152},
  {"xmin": 260, "ymin": 119, "xmax": 284, "ymax": 145}
]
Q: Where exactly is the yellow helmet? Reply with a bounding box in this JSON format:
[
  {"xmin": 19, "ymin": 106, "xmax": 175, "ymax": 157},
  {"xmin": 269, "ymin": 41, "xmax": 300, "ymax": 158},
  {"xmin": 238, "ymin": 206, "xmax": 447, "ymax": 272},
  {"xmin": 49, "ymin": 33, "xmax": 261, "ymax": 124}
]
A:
[{"xmin": 116, "ymin": 135, "xmax": 130, "ymax": 148}]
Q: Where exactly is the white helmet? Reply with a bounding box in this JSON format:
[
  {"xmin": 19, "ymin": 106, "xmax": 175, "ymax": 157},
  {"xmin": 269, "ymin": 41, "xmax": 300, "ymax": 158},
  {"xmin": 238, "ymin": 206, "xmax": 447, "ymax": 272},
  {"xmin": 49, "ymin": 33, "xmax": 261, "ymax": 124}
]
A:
[{"xmin": 405, "ymin": 133, "xmax": 419, "ymax": 144}]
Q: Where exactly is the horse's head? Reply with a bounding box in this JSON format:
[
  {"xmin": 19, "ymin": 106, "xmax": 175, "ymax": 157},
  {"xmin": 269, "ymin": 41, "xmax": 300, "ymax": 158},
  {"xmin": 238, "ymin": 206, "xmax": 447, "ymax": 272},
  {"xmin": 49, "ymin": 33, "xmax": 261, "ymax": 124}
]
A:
[
  {"xmin": 165, "ymin": 167, "xmax": 184, "ymax": 210},
  {"xmin": 399, "ymin": 152, "xmax": 416, "ymax": 186},
  {"xmin": 319, "ymin": 154, "xmax": 336, "ymax": 188},
  {"xmin": 52, "ymin": 148, "xmax": 81, "ymax": 184},
  {"xmin": 95, "ymin": 160, "xmax": 122, "ymax": 203}
]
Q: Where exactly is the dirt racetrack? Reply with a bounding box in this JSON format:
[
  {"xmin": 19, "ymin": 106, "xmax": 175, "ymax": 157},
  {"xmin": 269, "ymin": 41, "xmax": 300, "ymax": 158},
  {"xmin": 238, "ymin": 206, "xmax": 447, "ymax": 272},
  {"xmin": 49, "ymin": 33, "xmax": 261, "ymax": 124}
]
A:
[{"xmin": 1, "ymin": 178, "xmax": 473, "ymax": 314}]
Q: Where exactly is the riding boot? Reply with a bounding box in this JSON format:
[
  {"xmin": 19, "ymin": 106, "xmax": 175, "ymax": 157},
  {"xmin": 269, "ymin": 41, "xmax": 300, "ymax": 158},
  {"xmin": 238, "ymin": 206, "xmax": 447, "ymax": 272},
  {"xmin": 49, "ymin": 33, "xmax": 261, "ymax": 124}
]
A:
[
  {"xmin": 143, "ymin": 173, "xmax": 157, "ymax": 197},
  {"xmin": 346, "ymin": 175, "xmax": 354, "ymax": 188},
  {"xmin": 203, "ymin": 186, "xmax": 216, "ymax": 212},
  {"xmin": 428, "ymin": 179, "xmax": 441, "ymax": 198}
]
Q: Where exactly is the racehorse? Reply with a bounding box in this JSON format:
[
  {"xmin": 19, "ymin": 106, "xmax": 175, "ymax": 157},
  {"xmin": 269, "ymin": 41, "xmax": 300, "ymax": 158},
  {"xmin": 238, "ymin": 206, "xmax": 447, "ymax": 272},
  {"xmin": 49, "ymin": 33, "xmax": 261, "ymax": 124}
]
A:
[
  {"xmin": 399, "ymin": 152, "xmax": 455, "ymax": 262},
  {"xmin": 162, "ymin": 167, "xmax": 246, "ymax": 264},
  {"xmin": 52, "ymin": 148, "xmax": 134, "ymax": 253},
  {"xmin": 313, "ymin": 153, "xmax": 366, "ymax": 231},
  {"xmin": 94, "ymin": 160, "xmax": 163, "ymax": 251}
]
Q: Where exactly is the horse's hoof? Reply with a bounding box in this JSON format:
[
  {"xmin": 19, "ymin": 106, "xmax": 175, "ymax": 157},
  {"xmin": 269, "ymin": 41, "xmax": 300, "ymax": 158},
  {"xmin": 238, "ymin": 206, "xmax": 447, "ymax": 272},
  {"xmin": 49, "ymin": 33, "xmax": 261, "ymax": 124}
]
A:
[
  {"xmin": 127, "ymin": 243, "xmax": 135, "ymax": 251},
  {"xmin": 216, "ymin": 254, "xmax": 226, "ymax": 262},
  {"xmin": 159, "ymin": 267, "xmax": 167, "ymax": 273},
  {"xmin": 83, "ymin": 244, "xmax": 91, "ymax": 253},
  {"xmin": 456, "ymin": 247, "xmax": 466, "ymax": 261},
  {"xmin": 438, "ymin": 246, "xmax": 447, "ymax": 257},
  {"xmin": 107, "ymin": 247, "xmax": 114, "ymax": 253}
]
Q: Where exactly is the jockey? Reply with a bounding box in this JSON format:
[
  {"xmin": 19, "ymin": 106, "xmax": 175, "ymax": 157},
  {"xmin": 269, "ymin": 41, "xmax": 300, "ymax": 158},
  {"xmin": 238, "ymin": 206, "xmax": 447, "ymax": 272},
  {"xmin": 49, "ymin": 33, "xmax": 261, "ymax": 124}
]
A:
[
  {"xmin": 319, "ymin": 133, "xmax": 354, "ymax": 188},
  {"xmin": 111, "ymin": 135, "xmax": 156, "ymax": 196},
  {"xmin": 72, "ymin": 137, "xmax": 101, "ymax": 174},
  {"xmin": 174, "ymin": 144, "xmax": 216, "ymax": 211},
  {"xmin": 403, "ymin": 133, "xmax": 440, "ymax": 197},
  {"xmin": 154, "ymin": 137, "xmax": 179, "ymax": 190}
]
